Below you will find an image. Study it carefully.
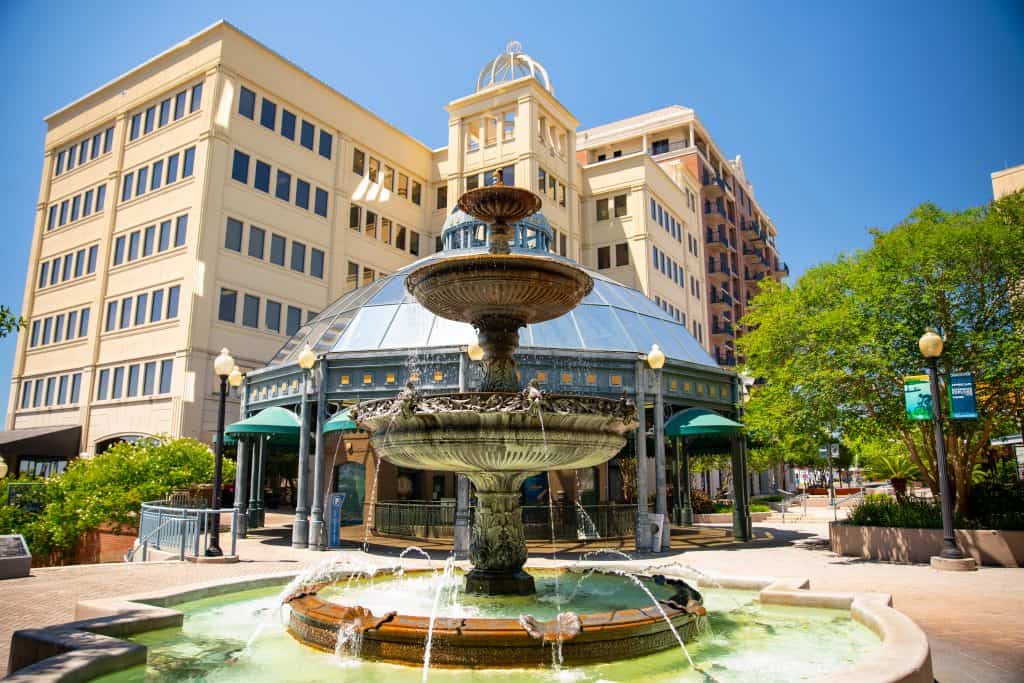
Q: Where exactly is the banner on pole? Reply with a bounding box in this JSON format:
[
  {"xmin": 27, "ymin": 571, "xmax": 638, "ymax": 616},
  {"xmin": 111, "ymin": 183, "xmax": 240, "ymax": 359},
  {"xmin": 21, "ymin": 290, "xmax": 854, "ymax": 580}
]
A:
[
  {"xmin": 904, "ymin": 375, "xmax": 933, "ymax": 421},
  {"xmin": 947, "ymin": 372, "xmax": 978, "ymax": 420},
  {"xmin": 327, "ymin": 492, "xmax": 346, "ymax": 549}
]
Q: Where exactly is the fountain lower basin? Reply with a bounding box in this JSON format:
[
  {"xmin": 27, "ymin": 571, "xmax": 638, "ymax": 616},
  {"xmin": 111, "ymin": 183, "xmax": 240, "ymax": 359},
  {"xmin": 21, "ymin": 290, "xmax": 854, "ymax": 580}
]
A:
[{"xmin": 285, "ymin": 569, "xmax": 701, "ymax": 668}]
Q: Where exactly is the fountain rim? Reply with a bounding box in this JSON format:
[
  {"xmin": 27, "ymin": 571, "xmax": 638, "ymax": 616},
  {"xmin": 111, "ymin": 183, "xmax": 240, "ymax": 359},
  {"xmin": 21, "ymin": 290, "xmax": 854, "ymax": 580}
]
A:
[
  {"xmin": 5, "ymin": 566, "xmax": 932, "ymax": 683},
  {"xmin": 403, "ymin": 250, "xmax": 595, "ymax": 298}
]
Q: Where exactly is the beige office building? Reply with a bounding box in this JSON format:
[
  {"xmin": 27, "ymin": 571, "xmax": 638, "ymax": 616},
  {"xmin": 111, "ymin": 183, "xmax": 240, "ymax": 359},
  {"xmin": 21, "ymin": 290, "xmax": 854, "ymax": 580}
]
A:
[
  {"xmin": 992, "ymin": 163, "xmax": 1024, "ymax": 199},
  {"xmin": 4, "ymin": 23, "xmax": 784, "ymax": 474}
]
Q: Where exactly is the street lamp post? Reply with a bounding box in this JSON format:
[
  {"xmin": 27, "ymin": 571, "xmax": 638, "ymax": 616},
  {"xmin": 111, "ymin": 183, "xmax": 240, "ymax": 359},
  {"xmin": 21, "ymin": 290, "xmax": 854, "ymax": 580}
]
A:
[
  {"xmin": 647, "ymin": 344, "xmax": 669, "ymax": 550},
  {"xmin": 918, "ymin": 330, "xmax": 971, "ymax": 566},
  {"xmin": 292, "ymin": 344, "xmax": 317, "ymax": 549},
  {"xmin": 208, "ymin": 348, "xmax": 239, "ymax": 556}
]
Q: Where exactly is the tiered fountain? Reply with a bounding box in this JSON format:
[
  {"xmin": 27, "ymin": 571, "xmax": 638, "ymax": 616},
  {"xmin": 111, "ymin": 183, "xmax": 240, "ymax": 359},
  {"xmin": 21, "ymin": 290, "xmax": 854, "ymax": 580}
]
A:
[{"xmin": 285, "ymin": 176, "xmax": 708, "ymax": 666}]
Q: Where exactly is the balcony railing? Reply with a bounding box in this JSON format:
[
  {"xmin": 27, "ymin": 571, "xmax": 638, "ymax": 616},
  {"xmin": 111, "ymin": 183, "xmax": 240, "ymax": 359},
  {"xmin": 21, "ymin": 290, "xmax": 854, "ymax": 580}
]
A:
[
  {"xmin": 705, "ymin": 229, "xmax": 731, "ymax": 249},
  {"xmin": 712, "ymin": 322, "xmax": 734, "ymax": 336},
  {"xmin": 650, "ymin": 139, "xmax": 691, "ymax": 157},
  {"xmin": 709, "ymin": 289, "xmax": 734, "ymax": 307}
]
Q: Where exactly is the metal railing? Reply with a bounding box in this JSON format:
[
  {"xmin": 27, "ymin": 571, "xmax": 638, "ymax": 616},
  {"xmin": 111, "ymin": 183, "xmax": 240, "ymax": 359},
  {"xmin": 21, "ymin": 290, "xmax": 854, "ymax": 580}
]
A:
[
  {"xmin": 373, "ymin": 501, "xmax": 637, "ymax": 541},
  {"xmin": 775, "ymin": 488, "xmax": 808, "ymax": 522},
  {"xmin": 130, "ymin": 500, "xmax": 239, "ymax": 561}
]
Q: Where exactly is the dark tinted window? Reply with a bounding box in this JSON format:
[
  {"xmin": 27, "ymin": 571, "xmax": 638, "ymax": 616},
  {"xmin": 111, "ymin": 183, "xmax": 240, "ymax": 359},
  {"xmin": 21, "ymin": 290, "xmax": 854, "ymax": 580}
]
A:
[
  {"xmin": 218, "ymin": 289, "xmax": 237, "ymax": 322},
  {"xmin": 225, "ymin": 218, "xmax": 243, "ymax": 251},
  {"xmin": 239, "ymin": 87, "xmax": 256, "ymax": 118}
]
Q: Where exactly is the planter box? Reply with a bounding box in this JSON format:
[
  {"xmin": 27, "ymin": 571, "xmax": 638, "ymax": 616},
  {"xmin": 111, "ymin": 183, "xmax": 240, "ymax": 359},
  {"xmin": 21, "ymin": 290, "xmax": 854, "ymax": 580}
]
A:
[
  {"xmin": 830, "ymin": 522, "xmax": 1024, "ymax": 567},
  {"xmin": 693, "ymin": 511, "xmax": 771, "ymax": 524}
]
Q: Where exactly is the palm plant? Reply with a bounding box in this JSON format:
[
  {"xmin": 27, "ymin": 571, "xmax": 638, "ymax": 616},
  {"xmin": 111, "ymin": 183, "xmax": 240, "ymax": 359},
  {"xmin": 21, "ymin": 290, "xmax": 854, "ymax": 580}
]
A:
[{"xmin": 862, "ymin": 452, "xmax": 920, "ymax": 501}]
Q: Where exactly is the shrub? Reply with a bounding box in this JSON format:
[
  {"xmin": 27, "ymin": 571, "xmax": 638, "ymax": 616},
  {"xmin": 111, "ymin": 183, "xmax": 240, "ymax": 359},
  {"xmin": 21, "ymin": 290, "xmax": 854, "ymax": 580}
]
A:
[
  {"xmin": 968, "ymin": 479, "xmax": 1024, "ymax": 531},
  {"xmin": 847, "ymin": 495, "xmax": 944, "ymax": 529},
  {"xmin": 752, "ymin": 494, "xmax": 784, "ymax": 503},
  {"xmin": 688, "ymin": 489, "xmax": 715, "ymax": 514},
  {"xmin": 0, "ymin": 436, "xmax": 231, "ymax": 557},
  {"xmin": 710, "ymin": 502, "xmax": 771, "ymax": 513}
]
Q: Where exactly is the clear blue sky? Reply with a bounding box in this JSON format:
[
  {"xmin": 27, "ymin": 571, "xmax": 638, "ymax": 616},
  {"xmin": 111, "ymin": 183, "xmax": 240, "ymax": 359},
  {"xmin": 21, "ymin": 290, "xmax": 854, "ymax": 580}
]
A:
[{"xmin": 1, "ymin": 1, "xmax": 1022, "ymax": 426}]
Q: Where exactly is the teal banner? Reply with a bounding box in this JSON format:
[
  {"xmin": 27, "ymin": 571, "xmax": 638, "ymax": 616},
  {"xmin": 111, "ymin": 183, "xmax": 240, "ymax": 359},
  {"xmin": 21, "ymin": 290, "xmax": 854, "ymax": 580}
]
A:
[
  {"xmin": 948, "ymin": 372, "xmax": 978, "ymax": 420},
  {"xmin": 904, "ymin": 375, "xmax": 933, "ymax": 421}
]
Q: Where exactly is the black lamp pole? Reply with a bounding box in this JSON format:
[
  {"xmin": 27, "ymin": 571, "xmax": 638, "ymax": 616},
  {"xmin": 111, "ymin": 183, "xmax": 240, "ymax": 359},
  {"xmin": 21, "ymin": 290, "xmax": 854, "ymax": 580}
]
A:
[
  {"xmin": 926, "ymin": 355, "xmax": 963, "ymax": 560},
  {"xmin": 206, "ymin": 374, "xmax": 227, "ymax": 556}
]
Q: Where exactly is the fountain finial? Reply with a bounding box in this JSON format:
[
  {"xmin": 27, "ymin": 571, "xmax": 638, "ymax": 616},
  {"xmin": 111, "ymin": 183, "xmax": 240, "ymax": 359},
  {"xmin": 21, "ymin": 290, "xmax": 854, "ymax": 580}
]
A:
[{"xmin": 491, "ymin": 169, "xmax": 503, "ymax": 186}]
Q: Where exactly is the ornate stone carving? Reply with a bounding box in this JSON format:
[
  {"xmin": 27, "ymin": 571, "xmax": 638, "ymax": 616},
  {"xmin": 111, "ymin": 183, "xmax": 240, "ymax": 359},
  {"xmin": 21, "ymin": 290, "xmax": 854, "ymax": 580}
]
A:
[
  {"xmin": 520, "ymin": 612, "xmax": 583, "ymax": 643},
  {"xmin": 353, "ymin": 391, "xmax": 637, "ymax": 426}
]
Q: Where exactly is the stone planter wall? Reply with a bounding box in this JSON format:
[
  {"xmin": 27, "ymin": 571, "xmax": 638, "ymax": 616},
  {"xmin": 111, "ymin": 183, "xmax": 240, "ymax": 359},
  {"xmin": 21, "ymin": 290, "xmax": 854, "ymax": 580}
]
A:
[
  {"xmin": 693, "ymin": 511, "xmax": 771, "ymax": 524},
  {"xmin": 830, "ymin": 522, "xmax": 1024, "ymax": 567}
]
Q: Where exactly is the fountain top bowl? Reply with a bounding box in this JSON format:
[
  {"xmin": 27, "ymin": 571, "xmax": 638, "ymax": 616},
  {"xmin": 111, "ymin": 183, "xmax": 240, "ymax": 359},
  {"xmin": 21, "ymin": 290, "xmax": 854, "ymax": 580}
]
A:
[{"xmin": 458, "ymin": 183, "xmax": 542, "ymax": 226}]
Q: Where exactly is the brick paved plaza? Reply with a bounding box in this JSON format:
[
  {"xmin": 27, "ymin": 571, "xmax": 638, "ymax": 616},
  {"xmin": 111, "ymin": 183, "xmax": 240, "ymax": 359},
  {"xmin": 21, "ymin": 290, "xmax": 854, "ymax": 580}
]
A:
[{"xmin": 3, "ymin": 513, "xmax": 1022, "ymax": 682}]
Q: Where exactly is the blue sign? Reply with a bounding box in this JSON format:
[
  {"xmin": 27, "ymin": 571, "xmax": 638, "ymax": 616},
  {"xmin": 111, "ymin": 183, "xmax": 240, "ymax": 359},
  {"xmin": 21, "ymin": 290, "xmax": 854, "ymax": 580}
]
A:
[
  {"xmin": 328, "ymin": 492, "xmax": 346, "ymax": 548},
  {"xmin": 948, "ymin": 372, "xmax": 978, "ymax": 420}
]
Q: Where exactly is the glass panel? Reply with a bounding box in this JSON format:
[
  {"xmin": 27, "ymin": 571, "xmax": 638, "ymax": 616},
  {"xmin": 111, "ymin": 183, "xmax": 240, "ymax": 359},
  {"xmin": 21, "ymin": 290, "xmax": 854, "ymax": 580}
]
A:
[
  {"xmin": 528, "ymin": 313, "xmax": 582, "ymax": 349},
  {"xmin": 333, "ymin": 304, "xmax": 399, "ymax": 351},
  {"xmin": 574, "ymin": 305, "xmax": 631, "ymax": 351},
  {"xmin": 426, "ymin": 315, "xmax": 476, "ymax": 347},
  {"xmin": 381, "ymin": 303, "xmax": 434, "ymax": 349},
  {"xmin": 612, "ymin": 309, "xmax": 659, "ymax": 354},
  {"xmin": 645, "ymin": 316, "xmax": 692, "ymax": 362},
  {"xmin": 366, "ymin": 274, "xmax": 410, "ymax": 305},
  {"xmin": 313, "ymin": 311, "xmax": 355, "ymax": 354}
]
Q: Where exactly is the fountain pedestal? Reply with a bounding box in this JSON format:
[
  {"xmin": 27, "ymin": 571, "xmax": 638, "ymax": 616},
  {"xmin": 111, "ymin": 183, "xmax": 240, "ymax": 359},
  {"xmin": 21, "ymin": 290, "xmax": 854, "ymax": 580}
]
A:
[{"xmin": 465, "ymin": 482, "xmax": 534, "ymax": 595}]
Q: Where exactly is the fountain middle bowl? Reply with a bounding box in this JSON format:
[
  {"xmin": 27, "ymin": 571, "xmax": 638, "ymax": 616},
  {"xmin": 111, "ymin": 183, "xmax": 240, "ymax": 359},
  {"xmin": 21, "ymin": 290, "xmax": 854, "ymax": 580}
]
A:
[
  {"xmin": 405, "ymin": 252, "xmax": 593, "ymax": 326},
  {"xmin": 354, "ymin": 392, "xmax": 636, "ymax": 476}
]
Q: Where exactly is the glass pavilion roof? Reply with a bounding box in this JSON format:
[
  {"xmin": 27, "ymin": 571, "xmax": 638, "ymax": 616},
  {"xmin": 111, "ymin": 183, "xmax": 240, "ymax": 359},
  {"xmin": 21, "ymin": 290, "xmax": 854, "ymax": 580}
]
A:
[{"xmin": 269, "ymin": 211, "xmax": 719, "ymax": 370}]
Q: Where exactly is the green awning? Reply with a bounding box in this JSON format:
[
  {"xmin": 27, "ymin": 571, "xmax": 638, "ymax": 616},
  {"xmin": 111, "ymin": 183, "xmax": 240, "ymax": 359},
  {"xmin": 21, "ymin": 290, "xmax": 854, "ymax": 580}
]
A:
[
  {"xmin": 226, "ymin": 406, "xmax": 301, "ymax": 438},
  {"xmin": 323, "ymin": 409, "xmax": 357, "ymax": 434},
  {"xmin": 664, "ymin": 407, "xmax": 743, "ymax": 436}
]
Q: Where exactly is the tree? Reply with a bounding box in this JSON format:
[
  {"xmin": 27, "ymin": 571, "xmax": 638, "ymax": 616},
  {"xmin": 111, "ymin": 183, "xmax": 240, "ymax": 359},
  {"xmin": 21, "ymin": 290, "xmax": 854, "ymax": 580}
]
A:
[
  {"xmin": 0, "ymin": 305, "xmax": 25, "ymax": 338},
  {"xmin": 739, "ymin": 193, "xmax": 1024, "ymax": 515}
]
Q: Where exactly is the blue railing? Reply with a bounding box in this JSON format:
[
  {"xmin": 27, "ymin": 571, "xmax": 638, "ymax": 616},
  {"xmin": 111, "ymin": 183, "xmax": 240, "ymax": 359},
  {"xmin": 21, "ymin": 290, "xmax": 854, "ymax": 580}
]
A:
[{"xmin": 130, "ymin": 500, "xmax": 239, "ymax": 561}]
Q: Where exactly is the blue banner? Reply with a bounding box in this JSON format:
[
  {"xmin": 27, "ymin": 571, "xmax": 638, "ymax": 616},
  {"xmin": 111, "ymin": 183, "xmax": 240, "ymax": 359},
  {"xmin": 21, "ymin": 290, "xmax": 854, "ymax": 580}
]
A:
[
  {"xmin": 948, "ymin": 372, "xmax": 978, "ymax": 420},
  {"xmin": 327, "ymin": 492, "xmax": 346, "ymax": 548}
]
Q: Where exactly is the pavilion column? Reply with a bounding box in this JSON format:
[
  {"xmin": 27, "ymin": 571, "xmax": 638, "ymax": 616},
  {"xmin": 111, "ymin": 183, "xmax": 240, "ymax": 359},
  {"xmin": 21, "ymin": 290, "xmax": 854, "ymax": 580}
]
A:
[
  {"xmin": 309, "ymin": 361, "xmax": 327, "ymax": 550},
  {"xmin": 634, "ymin": 360, "xmax": 650, "ymax": 551},
  {"xmin": 256, "ymin": 435, "xmax": 267, "ymax": 527},
  {"xmin": 653, "ymin": 381, "xmax": 669, "ymax": 550},
  {"xmin": 248, "ymin": 435, "xmax": 260, "ymax": 528},
  {"xmin": 233, "ymin": 437, "xmax": 249, "ymax": 538},
  {"xmin": 740, "ymin": 435, "xmax": 753, "ymax": 539},
  {"xmin": 680, "ymin": 437, "xmax": 693, "ymax": 525},
  {"xmin": 730, "ymin": 435, "xmax": 749, "ymax": 541},
  {"xmin": 293, "ymin": 373, "xmax": 311, "ymax": 548}
]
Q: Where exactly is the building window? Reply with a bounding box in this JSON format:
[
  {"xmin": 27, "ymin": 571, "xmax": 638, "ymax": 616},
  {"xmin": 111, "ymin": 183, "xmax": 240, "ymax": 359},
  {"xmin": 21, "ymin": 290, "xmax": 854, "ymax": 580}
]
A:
[
  {"xmin": 218, "ymin": 289, "xmax": 237, "ymax": 322},
  {"xmin": 318, "ymin": 131, "xmax": 333, "ymax": 159},
  {"xmin": 299, "ymin": 120, "xmax": 315, "ymax": 151},
  {"xmin": 349, "ymin": 205, "xmax": 362, "ymax": 231},
  {"xmin": 614, "ymin": 194, "xmax": 627, "ymax": 218},
  {"xmin": 353, "ymin": 149, "xmax": 365, "ymax": 176},
  {"xmin": 295, "ymin": 179, "xmax": 310, "ymax": 209},
  {"xmin": 225, "ymin": 218, "xmax": 243, "ymax": 251},
  {"xmin": 395, "ymin": 226, "xmax": 407, "ymax": 251},
  {"xmin": 260, "ymin": 99, "xmax": 276, "ymax": 130},
  {"xmin": 346, "ymin": 261, "xmax": 359, "ymax": 291},
  {"xmin": 615, "ymin": 242, "xmax": 629, "ymax": 266},
  {"xmin": 411, "ymin": 181, "xmax": 422, "ymax": 205},
  {"xmin": 596, "ymin": 198, "xmax": 609, "ymax": 221},
  {"xmin": 159, "ymin": 360, "xmax": 173, "ymax": 394},
  {"xmin": 397, "ymin": 173, "xmax": 408, "ymax": 198},
  {"xmin": 368, "ymin": 157, "xmax": 380, "ymax": 183},
  {"xmin": 248, "ymin": 226, "xmax": 265, "ymax": 259},
  {"xmin": 126, "ymin": 364, "xmax": 140, "ymax": 397},
  {"xmin": 275, "ymin": 170, "xmax": 291, "ymax": 201},
  {"xmin": 112, "ymin": 367, "xmax": 124, "ymax": 399},
  {"xmin": 231, "ymin": 151, "xmax": 251, "ymax": 182},
  {"xmin": 291, "ymin": 242, "xmax": 306, "ymax": 272},
  {"xmin": 265, "ymin": 300, "xmax": 281, "ymax": 332},
  {"xmin": 597, "ymin": 246, "xmax": 611, "ymax": 270},
  {"xmin": 151, "ymin": 290, "xmax": 164, "ymax": 322},
  {"xmin": 182, "ymin": 147, "xmax": 195, "ymax": 177},
  {"xmin": 437, "ymin": 186, "xmax": 447, "ymax": 210},
  {"xmin": 270, "ymin": 234, "xmax": 286, "ymax": 266},
  {"xmin": 242, "ymin": 294, "xmax": 260, "ymax": 328},
  {"xmin": 96, "ymin": 370, "xmax": 109, "ymax": 401},
  {"xmin": 314, "ymin": 188, "xmax": 329, "ymax": 217},
  {"xmin": 311, "ymin": 249, "xmax": 324, "ymax": 279},
  {"xmin": 410, "ymin": 231, "xmax": 420, "ymax": 256},
  {"xmin": 142, "ymin": 362, "xmax": 157, "ymax": 396},
  {"xmin": 286, "ymin": 306, "xmax": 302, "ymax": 336},
  {"xmin": 254, "ymin": 161, "xmax": 271, "ymax": 192}
]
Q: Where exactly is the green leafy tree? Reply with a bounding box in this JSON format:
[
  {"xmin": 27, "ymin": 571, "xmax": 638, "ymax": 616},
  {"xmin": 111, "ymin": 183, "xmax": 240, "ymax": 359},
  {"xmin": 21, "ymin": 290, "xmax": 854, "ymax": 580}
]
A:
[
  {"xmin": 0, "ymin": 305, "xmax": 25, "ymax": 338},
  {"xmin": 739, "ymin": 193, "xmax": 1024, "ymax": 515}
]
